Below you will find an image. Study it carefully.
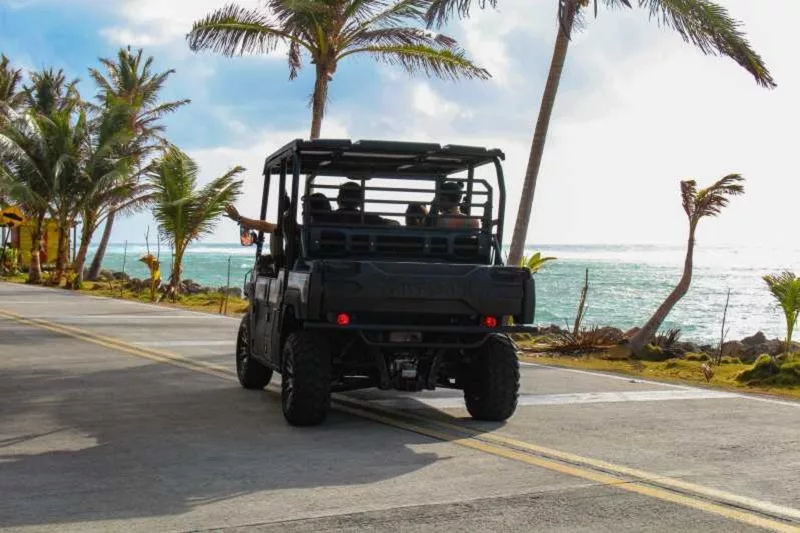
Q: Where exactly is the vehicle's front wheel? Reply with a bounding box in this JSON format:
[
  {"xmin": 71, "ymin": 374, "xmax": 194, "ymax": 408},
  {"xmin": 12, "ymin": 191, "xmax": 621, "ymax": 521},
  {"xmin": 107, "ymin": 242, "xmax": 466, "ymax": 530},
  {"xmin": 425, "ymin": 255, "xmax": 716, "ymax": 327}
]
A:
[
  {"xmin": 463, "ymin": 335, "xmax": 519, "ymax": 421},
  {"xmin": 281, "ymin": 331, "xmax": 331, "ymax": 426},
  {"xmin": 236, "ymin": 316, "xmax": 273, "ymax": 390}
]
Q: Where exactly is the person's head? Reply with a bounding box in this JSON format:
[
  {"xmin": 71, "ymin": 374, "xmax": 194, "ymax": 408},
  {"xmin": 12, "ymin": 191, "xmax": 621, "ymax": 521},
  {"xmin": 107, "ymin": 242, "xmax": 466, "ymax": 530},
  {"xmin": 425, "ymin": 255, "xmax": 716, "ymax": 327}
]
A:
[
  {"xmin": 436, "ymin": 181, "xmax": 463, "ymax": 211},
  {"xmin": 405, "ymin": 202, "xmax": 428, "ymax": 227},
  {"xmin": 308, "ymin": 192, "xmax": 331, "ymax": 218},
  {"xmin": 337, "ymin": 181, "xmax": 364, "ymax": 211}
]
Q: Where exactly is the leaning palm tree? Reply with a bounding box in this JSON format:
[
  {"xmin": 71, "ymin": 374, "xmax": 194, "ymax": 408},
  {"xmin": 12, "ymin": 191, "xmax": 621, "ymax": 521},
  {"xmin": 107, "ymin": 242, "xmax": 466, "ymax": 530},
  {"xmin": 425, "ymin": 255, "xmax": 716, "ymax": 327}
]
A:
[
  {"xmin": 187, "ymin": 0, "xmax": 489, "ymax": 139},
  {"xmin": 147, "ymin": 146, "xmax": 244, "ymax": 299},
  {"xmin": 426, "ymin": 0, "xmax": 774, "ymax": 268},
  {"xmin": 628, "ymin": 175, "xmax": 744, "ymax": 354},
  {"xmin": 86, "ymin": 47, "xmax": 190, "ymax": 281},
  {"xmin": 763, "ymin": 272, "xmax": 800, "ymax": 356}
]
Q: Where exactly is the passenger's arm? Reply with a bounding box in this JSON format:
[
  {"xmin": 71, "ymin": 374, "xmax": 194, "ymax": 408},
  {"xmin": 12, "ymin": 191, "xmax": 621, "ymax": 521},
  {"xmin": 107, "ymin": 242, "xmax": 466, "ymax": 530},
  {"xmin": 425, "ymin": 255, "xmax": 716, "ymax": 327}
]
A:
[{"xmin": 225, "ymin": 204, "xmax": 277, "ymax": 234}]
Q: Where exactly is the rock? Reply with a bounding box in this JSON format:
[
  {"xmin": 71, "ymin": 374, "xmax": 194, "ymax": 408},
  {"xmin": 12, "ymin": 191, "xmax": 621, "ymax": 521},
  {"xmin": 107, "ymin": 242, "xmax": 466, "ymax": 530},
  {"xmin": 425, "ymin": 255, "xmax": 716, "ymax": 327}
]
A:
[
  {"xmin": 112, "ymin": 271, "xmax": 130, "ymax": 281},
  {"xmin": 127, "ymin": 278, "xmax": 145, "ymax": 292},
  {"xmin": 543, "ymin": 324, "xmax": 564, "ymax": 335},
  {"xmin": 742, "ymin": 331, "xmax": 767, "ymax": 346},
  {"xmin": 595, "ymin": 327, "xmax": 624, "ymax": 342},
  {"xmin": 97, "ymin": 269, "xmax": 114, "ymax": 281},
  {"xmin": 180, "ymin": 279, "xmax": 203, "ymax": 295},
  {"xmin": 624, "ymin": 327, "xmax": 641, "ymax": 339},
  {"xmin": 722, "ymin": 340, "xmax": 744, "ymax": 358},
  {"xmin": 674, "ymin": 341, "xmax": 699, "ymax": 355}
]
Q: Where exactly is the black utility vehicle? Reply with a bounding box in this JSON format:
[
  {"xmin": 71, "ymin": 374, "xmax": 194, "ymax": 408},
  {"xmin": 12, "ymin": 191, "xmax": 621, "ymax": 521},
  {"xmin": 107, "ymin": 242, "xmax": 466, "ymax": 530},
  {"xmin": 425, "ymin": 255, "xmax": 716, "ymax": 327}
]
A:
[{"xmin": 236, "ymin": 139, "xmax": 537, "ymax": 426}]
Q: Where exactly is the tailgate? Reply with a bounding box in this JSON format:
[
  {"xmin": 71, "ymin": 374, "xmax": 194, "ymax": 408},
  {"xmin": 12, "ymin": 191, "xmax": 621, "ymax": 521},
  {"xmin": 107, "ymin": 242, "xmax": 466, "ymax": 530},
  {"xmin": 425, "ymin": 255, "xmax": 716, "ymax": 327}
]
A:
[{"xmin": 318, "ymin": 260, "xmax": 534, "ymax": 321}]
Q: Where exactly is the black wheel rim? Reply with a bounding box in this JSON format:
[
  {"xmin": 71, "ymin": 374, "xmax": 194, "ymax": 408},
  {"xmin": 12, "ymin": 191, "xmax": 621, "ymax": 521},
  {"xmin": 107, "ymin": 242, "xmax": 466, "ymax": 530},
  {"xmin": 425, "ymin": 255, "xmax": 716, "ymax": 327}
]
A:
[
  {"xmin": 283, "ymin": 344, "xmax": 295, "ymax": 405},
  {"xmin": 237, "ymin": 321, "xmax": 249, "ymax": 377}
]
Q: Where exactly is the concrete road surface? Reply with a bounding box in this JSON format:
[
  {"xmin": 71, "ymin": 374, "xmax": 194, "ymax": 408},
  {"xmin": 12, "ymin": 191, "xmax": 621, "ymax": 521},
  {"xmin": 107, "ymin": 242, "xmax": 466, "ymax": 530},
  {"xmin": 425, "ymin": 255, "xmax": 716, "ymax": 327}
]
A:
[{"xmin": 1, "ymin": 282, "xmax": 798, "ymax": 533}]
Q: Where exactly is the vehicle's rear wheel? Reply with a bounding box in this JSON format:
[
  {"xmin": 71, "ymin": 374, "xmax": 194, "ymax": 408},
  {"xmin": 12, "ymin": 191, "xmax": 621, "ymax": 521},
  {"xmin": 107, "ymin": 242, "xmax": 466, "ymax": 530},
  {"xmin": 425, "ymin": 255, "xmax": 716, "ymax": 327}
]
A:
[
  {"xmin": 236, "ymin": 316, "xmax": 273, "ymax": 390},
  {"xmin": 281, "ymin": 331, "xmax": 331, "ymax": 426},
  {"xmin": 463, "ymin": 335, "xmax": 519, "ymax": 421}
]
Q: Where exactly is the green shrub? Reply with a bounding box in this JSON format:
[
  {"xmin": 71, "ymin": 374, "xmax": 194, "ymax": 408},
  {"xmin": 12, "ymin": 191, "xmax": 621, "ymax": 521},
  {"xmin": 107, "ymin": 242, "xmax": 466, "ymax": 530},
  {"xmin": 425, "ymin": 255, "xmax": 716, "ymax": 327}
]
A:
[
  {"xmin": 736, "ymin": 354, "xmax": 779, "ymax": 383},
  {"xmin": 720, "ymin": 355, "xmax": 742, "ymax": 365},
  {"xmin": 685, "ymin": 352, "xmax": 711, "ymax": 362},
  {"xmin": 635, "ymin": 344, "xmax": 672, "ymax": 362}
]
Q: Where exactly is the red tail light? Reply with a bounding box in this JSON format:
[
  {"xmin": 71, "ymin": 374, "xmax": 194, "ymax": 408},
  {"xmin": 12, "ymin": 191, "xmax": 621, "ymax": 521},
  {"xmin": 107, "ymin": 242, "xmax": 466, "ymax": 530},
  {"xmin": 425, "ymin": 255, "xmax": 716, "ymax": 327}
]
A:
[
  {"xmin": 336, "ymin": 313, "xmax": 351, "ymax": 326},
  {"xmin": 483, "ymin": 316, "xmax": 498, "ymax": 328}
]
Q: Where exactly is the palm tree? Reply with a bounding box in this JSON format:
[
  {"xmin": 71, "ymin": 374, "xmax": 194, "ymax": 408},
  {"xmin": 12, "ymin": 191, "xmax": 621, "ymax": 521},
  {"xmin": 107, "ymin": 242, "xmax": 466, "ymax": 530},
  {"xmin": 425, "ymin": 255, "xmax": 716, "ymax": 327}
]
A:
[
  {"xmin": 0, "ymin": 111, "xmax": 64, "ymax": 283},
  {"xmin": 71, "ymin": 101, "xmax": 145, "ymax": 288},
  {"xmin": 187, "ymin": 0, "xmax": 489, "ymax": 139},
  {"xmin": 763, "ymin": 272, "xmax": 800, "ymax": 356},
  {"xmin": 147, "ymin": 146, "xmax": 244, "ymax": 298},
  {"xmin": 628, "ymin": 175, "xmax": 744, "ymax": 354},
  {"xmin": 521, "ymin": 251, "xmax": 556, "ymax": 273},
  {"xmin": 86, "ymin": 47, "xmax": 190, "ymax": 281},
  {"xmin": 0, "ymin": 54, "xmax": 25, "ymax": 119},
  {"xmin": 23, "ymin": 68, "xmax": 80, "ymax": 116},
  {"xmin": 426, "ymin": 0, "xmax": 775, "ymax": 268}
]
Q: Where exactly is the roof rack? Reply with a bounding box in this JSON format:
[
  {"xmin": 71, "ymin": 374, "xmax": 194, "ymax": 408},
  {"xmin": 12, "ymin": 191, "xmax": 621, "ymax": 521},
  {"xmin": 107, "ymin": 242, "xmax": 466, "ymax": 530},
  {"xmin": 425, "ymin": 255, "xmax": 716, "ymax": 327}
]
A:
[{"xmin": 263, "ymin": 139, "xmax": 505, "ymax": 177}]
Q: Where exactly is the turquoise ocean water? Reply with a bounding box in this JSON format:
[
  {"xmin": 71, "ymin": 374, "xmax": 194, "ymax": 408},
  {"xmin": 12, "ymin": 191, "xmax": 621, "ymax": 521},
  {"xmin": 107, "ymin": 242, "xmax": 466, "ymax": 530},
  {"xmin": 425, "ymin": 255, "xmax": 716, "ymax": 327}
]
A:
[{"xmin": 91, "ymin": 242, "xmax": 798, "ymax": 343}]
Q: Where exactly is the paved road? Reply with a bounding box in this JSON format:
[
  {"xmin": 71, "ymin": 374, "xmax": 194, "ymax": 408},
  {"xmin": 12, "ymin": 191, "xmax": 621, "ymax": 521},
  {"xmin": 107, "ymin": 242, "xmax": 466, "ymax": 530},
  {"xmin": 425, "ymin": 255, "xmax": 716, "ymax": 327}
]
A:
[{"xmin": 1, "ymin": 282, "xmax": 798, "ymax": 533}]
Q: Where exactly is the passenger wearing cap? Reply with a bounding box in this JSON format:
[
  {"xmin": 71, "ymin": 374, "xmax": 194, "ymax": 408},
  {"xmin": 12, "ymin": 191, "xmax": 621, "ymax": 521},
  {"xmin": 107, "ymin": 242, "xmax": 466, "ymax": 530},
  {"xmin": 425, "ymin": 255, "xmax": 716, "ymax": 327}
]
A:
[
  {"xmin": 434, "ymin": 181, "xmax": 479, "ymax": 229},
  {"xmin": 335, "ymin": 181, "xmax": 398, "ymax": 226}
]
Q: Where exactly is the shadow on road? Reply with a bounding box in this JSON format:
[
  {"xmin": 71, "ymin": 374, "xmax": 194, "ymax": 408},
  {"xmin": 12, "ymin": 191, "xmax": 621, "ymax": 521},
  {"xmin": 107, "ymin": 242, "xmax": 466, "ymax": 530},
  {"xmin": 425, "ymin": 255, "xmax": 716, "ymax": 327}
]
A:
[{"xmin": 0, "ymin": 357, "xmax": 500, "ymax": 529}]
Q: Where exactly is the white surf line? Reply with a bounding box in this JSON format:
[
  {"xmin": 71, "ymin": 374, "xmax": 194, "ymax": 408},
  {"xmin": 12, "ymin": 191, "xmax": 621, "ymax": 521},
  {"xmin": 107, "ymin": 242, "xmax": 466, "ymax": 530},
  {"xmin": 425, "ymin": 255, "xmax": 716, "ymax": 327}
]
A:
[
  {"xmin": 522, "ymin": 361, "xmax": 800, "ymax": 408},
  {"xmin": 369, "ymin": 389, "xmax": 737, "ymax": 410},
  {"xmin": 133, "ymin": 340, "xmax": 232, "ymax": 347}
]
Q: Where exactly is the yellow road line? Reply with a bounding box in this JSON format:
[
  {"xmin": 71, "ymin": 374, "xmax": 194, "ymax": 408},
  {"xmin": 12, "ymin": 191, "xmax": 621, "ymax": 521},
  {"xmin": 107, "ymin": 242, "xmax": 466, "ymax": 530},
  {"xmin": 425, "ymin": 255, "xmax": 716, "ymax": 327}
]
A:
[
  {"xmin": 2, "ymin": 309, "xmax": 797, "ymax": 533},
  {"xmin": 333, "ymin": 394, "xmax": 800, "ymax": 523}
]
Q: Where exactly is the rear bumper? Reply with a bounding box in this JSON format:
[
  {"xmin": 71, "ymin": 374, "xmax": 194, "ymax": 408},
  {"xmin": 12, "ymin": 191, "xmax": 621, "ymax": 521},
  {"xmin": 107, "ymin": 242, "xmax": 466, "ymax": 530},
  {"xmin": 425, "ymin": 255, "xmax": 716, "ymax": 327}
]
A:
[{"xmin": 303, "ymin": 322, "xmax": 539, "ymax": 334}]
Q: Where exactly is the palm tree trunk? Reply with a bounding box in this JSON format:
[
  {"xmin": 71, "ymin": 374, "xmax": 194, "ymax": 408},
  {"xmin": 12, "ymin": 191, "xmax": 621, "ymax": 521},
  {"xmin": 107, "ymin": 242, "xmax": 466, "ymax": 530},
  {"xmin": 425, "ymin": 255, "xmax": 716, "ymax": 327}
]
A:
[
  {"xmin": 169, "ymin": 244, "xmax": 185, "ymax": 302},
  {"xmin": 506, "ymin": 0, "xmax": 578, "ymax": 268},
  {"xmin": 71, "ymin": 213, "xmax": 96, "ymax": 289},
  {"xmin": 27, "ymin": 213, "xmax": 44, "ymax": 284},
  {"xmin": 52, "ymin": 223, "xmax": 69, "ymax": 285},
  {"xmin": 309, "ymin": 65, "xmax": 330, "ymax": 140},
  {"xmin": 87, "ymin": 209, "xmax": 115, "ymax": 280},
  {"xmin": 786, "ymin": 316, "xmax": 794, "ymax": 355},
  {"xmin": 629, "ymin": 223, "xmax": 697, "ymax": 354}
]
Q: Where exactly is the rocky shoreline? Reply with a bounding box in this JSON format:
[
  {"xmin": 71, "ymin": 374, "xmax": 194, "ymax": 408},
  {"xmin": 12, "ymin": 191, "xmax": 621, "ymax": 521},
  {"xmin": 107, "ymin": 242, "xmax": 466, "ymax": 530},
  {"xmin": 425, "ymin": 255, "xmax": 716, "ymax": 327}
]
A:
[
  {"xmin": 519, "ymin": 323, "xmax": 793, "ymax": 363},
  {"xmin": 92, "ymin": 270, "xmax": 243, "ymax": 299}
]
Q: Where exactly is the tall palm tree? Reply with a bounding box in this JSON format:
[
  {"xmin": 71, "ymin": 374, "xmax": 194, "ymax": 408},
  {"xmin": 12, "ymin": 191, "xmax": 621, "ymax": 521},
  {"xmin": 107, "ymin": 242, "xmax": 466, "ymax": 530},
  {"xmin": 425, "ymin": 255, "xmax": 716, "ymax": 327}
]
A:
[
  {"xmin": 0, "ymin": 54, "xmax": 25, "ymax": 119},
  {"xmin": 0, "ymin": 110, "xmax": 66, "ymax": 283},
  {"xmin": 147, "ymin": 146, "xmax": 244, "ymax": 298},
  {"xmin": 23, "ymin": 68, "xmax": 80, "ymax": 116},
  {"xmin": 187, "ymin": 0, "xmax": 489, "ymax": 139},
  {"xmin": 426, "ymin": 0, "xmax": 774, "ymax": 268},
  {"xmin": 86, "ymin": 47, "xmax": 190, "ymax": 281},
  {"xmin": 71, "ymin": 101, "xmax": 144, "ymax": 288},
  {"xmin": 763, "ymin": 272, "xmax": 800, "ymax": 356},
  {"xmin": 628, "ymin": 174, "xmax": 744, "ymax": 354}
]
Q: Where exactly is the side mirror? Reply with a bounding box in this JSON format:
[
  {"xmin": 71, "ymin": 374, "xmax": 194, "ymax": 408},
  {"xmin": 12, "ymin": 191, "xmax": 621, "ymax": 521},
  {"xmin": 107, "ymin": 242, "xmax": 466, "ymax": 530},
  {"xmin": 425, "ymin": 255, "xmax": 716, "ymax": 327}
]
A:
[{"xmin": 240, "ymin": 226, "xmax": 257, "ymax": 246}]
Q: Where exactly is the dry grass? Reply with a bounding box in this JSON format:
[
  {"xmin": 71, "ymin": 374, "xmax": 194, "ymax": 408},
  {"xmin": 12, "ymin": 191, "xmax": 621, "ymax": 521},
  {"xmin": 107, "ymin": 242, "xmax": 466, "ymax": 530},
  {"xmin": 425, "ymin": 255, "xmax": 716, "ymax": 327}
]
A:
[{"xmin": 521, "ymin": 352, "xmax": 800, "ymax": 400}]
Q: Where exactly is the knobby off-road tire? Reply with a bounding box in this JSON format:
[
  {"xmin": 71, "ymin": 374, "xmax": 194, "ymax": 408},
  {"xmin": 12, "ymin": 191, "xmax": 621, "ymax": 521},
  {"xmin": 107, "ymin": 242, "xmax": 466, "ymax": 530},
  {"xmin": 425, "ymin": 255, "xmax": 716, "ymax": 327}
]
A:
[
  {"xmin": 464, "ymin": 335, "xmax": 520, "ymax": 421},
  {"xmin": 236, "ymin": 316, "xmax": 273, "ymax": 390},
  {"xmin": 281, "ymin": 331, "xmax": 331, "ymax": 426}
]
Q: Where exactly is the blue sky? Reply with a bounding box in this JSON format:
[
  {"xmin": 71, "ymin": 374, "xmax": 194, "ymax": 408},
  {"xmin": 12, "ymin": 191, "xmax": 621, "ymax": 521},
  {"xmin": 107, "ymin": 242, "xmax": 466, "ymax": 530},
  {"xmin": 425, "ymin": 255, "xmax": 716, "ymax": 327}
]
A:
[{"xmin": 1, "ymin": 0, "xmax": 798, "ymax": 247}]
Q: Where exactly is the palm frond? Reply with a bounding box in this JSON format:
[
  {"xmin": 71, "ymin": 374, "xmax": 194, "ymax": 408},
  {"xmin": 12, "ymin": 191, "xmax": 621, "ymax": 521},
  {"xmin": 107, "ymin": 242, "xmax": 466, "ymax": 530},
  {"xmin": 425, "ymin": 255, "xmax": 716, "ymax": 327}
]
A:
[
  {"xmin": 425, "ymin": 0, "xmax": 497, "ymax": 28},
  {"xmin": 347, "ymin": 27, "xmax": 457, "ymax": 49},
  {"xmin": 187, "ymin": 4, "xmax": 305, "ymax": 57},
  {"xmin": 680, "ymin": 179, "xmax": 697, "ymax": 217},
  {"xmin": 632, "ymin": 0, "xmax": 775, "ymax": 88},
  {"xmin": 693, "ymin": 174, "xmax": 744, "ymax": 218},
  {"xmin": 349, "ymin": 44, "xmax": 490, "ymax": 80}
]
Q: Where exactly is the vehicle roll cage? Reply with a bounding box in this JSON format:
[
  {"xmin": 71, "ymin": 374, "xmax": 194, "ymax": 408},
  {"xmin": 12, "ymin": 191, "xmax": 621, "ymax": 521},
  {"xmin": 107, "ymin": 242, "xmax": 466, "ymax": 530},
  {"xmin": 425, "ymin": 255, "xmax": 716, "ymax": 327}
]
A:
[{"xmin": 256, "ymin": 139, "xmax": 508, "ymax": 266}]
